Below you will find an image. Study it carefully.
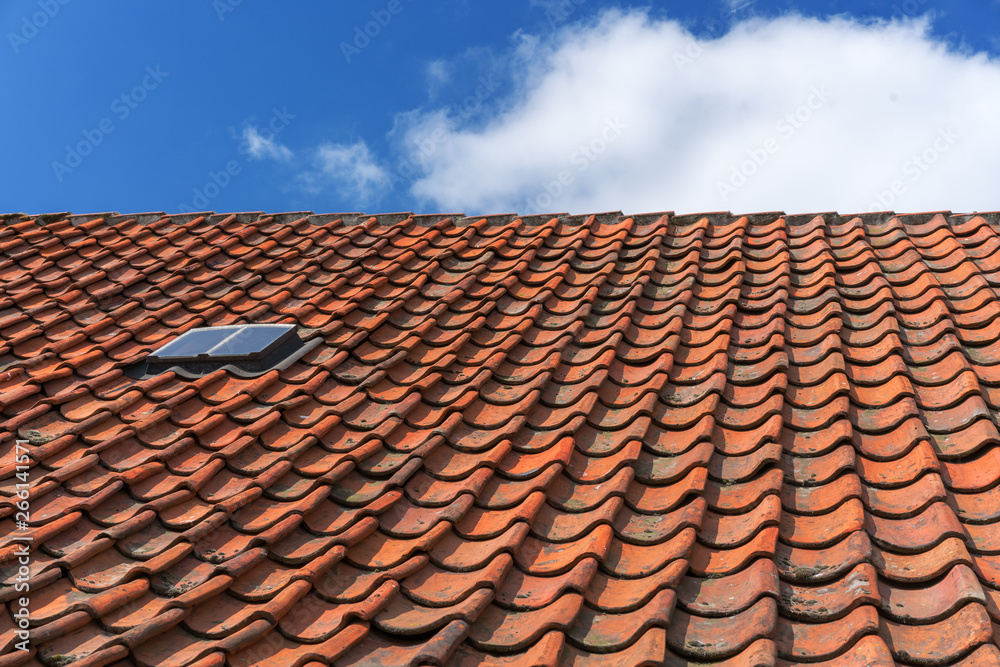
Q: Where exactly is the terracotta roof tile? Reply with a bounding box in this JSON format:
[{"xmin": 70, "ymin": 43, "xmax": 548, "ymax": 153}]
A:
[{"xmin": 5, "ymin": 210, "xmax": 1000, "ymax": 664}]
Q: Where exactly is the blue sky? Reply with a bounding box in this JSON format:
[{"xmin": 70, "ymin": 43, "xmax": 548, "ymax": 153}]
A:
[{"xmin": 2, "ymin": 0, "xmax": 998, "ymax": 217}]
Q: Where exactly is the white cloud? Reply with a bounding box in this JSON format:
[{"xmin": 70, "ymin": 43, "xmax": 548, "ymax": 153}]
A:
[
  {"xmin": 426, "ymin": 59, "xmax": 451, "ymax": 97},
  {"xmin": 242, "ymin": 126, "xmax": 293, "ymax": 162},
  {"xmin": 397, "ymin": 9, "xmax": 1000, "ymax": 216},
  {"xmin": 300, "ymin": 140, "xmax": 390, "ymax": 204}
]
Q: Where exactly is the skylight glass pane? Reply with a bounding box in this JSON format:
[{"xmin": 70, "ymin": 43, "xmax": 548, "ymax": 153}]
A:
[
  {"xmin": 208, "ymin": 324, "xmax": 295, "ymax": 358},
  {"xmin": 151, "ymin": 328, "xmax": 236, "ymax": 359}
]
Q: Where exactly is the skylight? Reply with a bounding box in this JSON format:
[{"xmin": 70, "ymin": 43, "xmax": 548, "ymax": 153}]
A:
[{"xmin": 149, "ymin": 324, "xmax": 297, "ymax": 363}]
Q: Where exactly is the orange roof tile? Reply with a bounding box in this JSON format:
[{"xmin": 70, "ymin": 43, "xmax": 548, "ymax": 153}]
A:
[{"xmin": 3, "ymin": 209, "xmax": 1000, "ymax": 665}]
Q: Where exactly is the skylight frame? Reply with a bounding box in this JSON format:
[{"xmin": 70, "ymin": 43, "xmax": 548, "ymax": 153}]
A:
[{"xmin": 148, "ymin": 324, "xmax": 298, "ymax": 363}]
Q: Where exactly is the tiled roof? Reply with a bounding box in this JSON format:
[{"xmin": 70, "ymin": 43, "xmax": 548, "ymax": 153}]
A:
[{"xmin": 3, "ymin": 209, "xmax": 1000, "ymax": 666}]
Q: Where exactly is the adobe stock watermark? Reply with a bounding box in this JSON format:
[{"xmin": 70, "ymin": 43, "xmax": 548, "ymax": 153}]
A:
[
  {"xmin": 50, "ymin": 65, "xmax": 169, "ymax": 183},
  {"xmin": 11, "ymin": 440, "xmax": 33, "ymax": 653},
  {"xmin": 543, "ymin": 0, "xmax": 587, "ymax": 30},
  {"xmin": 341, "ymin": 0, "xmax": 410, "ymax": 64},
  {"xmin": 717, "ymin": 84, "xmax": 833, "ymax": 202},
  {"xmin": 7, "ymin": 0, "xmax": 70, "ymax": 54},
  {"xmin": 673, "ymin": 40, "xmax": 705, "ymax": 71},
  {"xmin": 176, "ymin": 107, "xmax": 295, "ymax": 213},
  {"xmin": 891, "ymin": 0, "xmax": 959, "ymax": 40},
  {"xmin": 891, "ymin": 0, "xmax": 932, "ymax": 18},
  {"xmin": 213, "ymin": 0, "xmax": 243, "ymax": 21},
  {"xmin": 867, "ymin": 125, "xmax": 959, "ymax": 212},
  {"xmin": 524, "ymin": 116, "xmax": 628, "ymax": 214}
]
